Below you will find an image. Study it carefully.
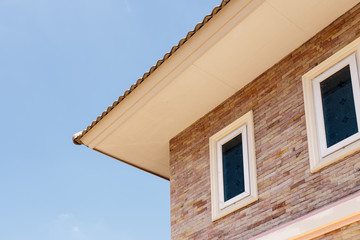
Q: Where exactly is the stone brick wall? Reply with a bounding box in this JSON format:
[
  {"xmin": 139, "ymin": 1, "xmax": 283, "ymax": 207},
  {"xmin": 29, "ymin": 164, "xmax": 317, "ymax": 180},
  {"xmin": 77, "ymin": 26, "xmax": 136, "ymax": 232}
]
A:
[{"xmin": 169, "ymin": 3, "xmax": 360, "ymax": 240}]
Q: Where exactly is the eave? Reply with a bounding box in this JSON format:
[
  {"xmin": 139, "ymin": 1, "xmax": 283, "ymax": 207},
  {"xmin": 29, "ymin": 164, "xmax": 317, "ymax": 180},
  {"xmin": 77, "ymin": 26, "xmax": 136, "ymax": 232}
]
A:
[{"xmin": 73, "ymin": 0, "xmax": 359, "ymax": 180}]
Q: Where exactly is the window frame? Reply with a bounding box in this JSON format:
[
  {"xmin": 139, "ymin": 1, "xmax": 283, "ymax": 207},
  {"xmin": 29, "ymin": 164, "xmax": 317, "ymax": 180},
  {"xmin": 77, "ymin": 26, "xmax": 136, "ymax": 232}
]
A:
[
  {"xmin": 302, "ymin": 37, "xmax": 360, "ymax": 172},
  {"xmin": 209, "ymin": 110, "xmax": 258, "ymax": 221},
  {"xmin": 313, "ymin": 54, "xmax": 360, "ymax": 158}
]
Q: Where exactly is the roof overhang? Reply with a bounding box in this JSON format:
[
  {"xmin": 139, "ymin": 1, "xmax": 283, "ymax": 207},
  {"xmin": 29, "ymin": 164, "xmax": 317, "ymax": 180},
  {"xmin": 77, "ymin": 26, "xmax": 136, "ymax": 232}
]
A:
[{"xmin": 75, "ymin": 0, "xmax": 359, "ymax": 179}]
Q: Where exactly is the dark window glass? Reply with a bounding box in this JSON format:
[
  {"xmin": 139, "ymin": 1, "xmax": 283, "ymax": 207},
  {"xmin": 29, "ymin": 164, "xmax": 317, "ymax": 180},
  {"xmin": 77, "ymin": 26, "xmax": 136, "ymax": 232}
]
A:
[
  {"xmin": 222, "ymin": 134, "xmax": 245, "ymax": 202},
  {"xmin": 320, "ymin": 65, "xmax": 358, "ymax": 147}
]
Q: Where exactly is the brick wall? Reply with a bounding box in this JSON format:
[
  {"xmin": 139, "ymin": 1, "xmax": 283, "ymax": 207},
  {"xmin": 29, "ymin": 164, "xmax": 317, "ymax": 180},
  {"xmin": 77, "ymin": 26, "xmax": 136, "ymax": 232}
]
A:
[{"xmin": 169, "ymin": 3, "xmax": 360, "ymax": 240}]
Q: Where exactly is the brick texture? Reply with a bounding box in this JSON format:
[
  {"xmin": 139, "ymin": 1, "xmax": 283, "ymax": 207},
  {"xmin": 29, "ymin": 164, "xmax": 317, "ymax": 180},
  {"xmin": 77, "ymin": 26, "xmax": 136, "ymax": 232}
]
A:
[{"xmin": 169, "ymin": 3, "xmax": 360, "ymax": 240}]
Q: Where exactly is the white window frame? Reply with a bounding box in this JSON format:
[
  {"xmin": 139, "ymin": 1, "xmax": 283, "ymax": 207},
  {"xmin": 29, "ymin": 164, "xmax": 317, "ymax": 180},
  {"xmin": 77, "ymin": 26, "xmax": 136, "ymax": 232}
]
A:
[
  {"xmin": 313, "ymin": 54, "xmax": 360, "ymax": 158},
  {"xmin": 209, "ymin": 110, "xmax": 258, "ymax": 221},
  {"xmin": 303, "ymin": 37, "xmax": 360, "ymax": 172}
]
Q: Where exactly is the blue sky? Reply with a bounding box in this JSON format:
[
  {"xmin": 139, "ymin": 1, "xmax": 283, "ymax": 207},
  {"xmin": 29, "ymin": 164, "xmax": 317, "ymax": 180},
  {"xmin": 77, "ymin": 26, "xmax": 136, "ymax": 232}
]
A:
[{"xmin": 0, "ymin": 0, "xmax": 220, "ymax": 239}]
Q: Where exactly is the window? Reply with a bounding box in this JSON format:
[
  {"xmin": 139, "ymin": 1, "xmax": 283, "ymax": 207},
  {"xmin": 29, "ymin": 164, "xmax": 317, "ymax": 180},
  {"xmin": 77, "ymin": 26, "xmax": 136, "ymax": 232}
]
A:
[
  {"xmin": 209, "ymin": 110, "xmax": 258, "ymax": 220},
  {"xmin": 303, "ymin": 37, "xmax": 360, "ymax": 172}
]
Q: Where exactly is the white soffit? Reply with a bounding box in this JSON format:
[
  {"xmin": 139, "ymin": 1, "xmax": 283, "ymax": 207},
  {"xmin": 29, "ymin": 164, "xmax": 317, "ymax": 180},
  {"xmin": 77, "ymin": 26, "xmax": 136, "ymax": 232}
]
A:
[{"xmin": 81, "ymin": 0, "xmax": 359, "ymax": 179}]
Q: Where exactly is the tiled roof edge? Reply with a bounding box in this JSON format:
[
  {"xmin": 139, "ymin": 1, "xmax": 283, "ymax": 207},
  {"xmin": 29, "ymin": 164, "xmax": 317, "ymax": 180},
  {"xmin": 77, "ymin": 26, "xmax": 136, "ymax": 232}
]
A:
[{"xmin": 73, "ymin": 0, "xmax": 231, "ymax": 145}]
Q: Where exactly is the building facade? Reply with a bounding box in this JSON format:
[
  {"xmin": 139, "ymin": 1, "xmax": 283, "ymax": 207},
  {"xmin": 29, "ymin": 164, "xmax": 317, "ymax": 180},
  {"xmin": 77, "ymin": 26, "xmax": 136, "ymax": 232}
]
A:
[
  {"xmin": 170, "ymin": 4, "xmax": 360, "ymax": 238},
  {"xmin": 74, "ymin": 1, "xmax": 360, "ymax": 239}
]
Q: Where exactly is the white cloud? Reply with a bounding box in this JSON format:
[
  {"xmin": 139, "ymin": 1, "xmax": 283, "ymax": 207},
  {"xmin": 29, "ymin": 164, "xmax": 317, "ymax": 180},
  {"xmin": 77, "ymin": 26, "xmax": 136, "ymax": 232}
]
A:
[
  {"xmin": 124, "ymin": 0, "xmax": 131, "ymax": 13},
  {"xmin": 73, "ymin": 226, "xmax": 80, "ymax": 233}
]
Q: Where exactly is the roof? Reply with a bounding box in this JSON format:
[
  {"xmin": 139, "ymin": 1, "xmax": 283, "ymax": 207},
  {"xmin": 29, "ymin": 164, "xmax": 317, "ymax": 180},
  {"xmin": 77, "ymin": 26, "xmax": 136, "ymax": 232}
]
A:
[
  {"xmin": 73, "ymin": 0, "xmax": 360, "ymax": 180},
  {"xmin": 72, "ymin": 0, "xmax": 231, "ymax": 146}
]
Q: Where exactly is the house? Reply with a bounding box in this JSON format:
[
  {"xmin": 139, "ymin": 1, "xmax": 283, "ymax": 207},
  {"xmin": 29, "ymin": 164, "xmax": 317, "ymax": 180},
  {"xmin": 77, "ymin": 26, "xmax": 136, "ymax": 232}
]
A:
[{"xmin": 73, "ymin": 0, "xmax": 360, "ymax": 239}]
